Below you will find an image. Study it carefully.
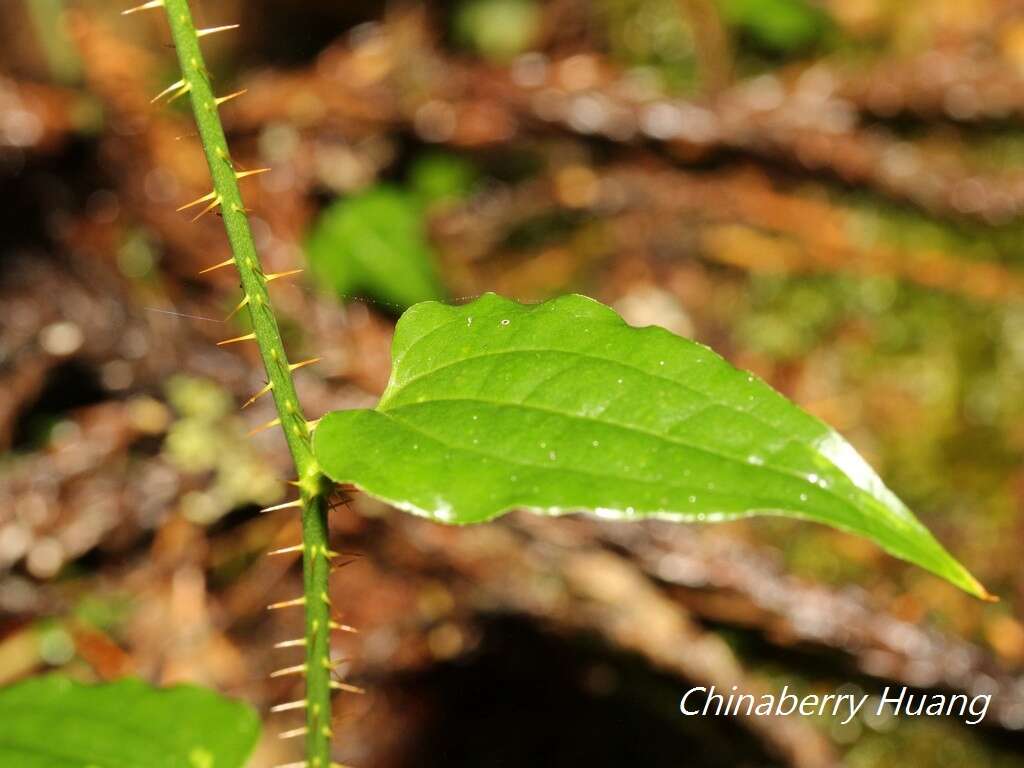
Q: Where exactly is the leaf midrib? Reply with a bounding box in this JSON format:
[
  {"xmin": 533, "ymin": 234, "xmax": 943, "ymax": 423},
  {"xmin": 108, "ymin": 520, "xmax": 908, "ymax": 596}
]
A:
[
  {"xmin": 386, "ymin": 396, "xmax": 867, "ymax": 508},
  {"xmin": 385, "ymin": 343, "xmax": 824, "ymax": 464},
  {"xmin": 380, "ymin": 399, "xmax": 876, "ymax": 531},
  {"xmin": 372, "ymin": 409, "xmax": 819, "ymax": 518},
  {"xmin": 364, "ymin": 403, "xmax": 950, "ymax": 571}
]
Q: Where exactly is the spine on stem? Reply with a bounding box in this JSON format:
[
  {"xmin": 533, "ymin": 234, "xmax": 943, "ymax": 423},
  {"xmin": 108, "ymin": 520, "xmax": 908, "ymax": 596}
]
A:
[{"xmin": 139, "ymin": 0, "xmax": 336, "ymax": 764}]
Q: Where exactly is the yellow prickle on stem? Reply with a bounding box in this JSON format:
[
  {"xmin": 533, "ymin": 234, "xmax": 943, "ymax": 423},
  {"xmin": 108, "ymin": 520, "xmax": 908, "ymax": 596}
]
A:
[
  {"xmin": 215, "ymin": 89, "xmax": 248, "ymax": 106},
  {"xmin": 329, "ymin": 682, "xmax": 365, "ymax": 695},
  {"xmin": 167, "ymin": 83, "xmax": 193, "ymax": 104},
  {"xmin": 243, "ymin": 381, "xmax": 274, "ymax": 409},
  {"xmin": 216, "ymin": 332, "xmax": 257, "ymax": 346},
  {"xmin": 191, "ymin": 196, "xmax": 222, "ymax": 221},
  {"xmin": 197, "ymin": 24, "xmax": 240, "ymax": 37},
  {"xmin": 268, "ymin": 597, "xmax": 306, "ymax": 610},
  {"xmin": 248, "ymin": 416, "xmax": 282, "ymax": 436},
  {"xmin": 261, "ymin": 499, "xmax": 304, "ymax": 514},
  {"xmin": 266, "ymin": 268, "xmax": 304, "ymax": 283},
  {"xmin": 327, "ymin": 547, "xmax": 363, "ymax": 559},
  {"xmin": 176, "ymin": 189, "xmax": 217, "ymax": 212},
  {"xmin": 270, "ymin": 664, "xmax": 307, "ymax": 678},
  {"xmin": 270, "ymin": 700, "xmax": 308, "ymax": 713},
  {"xmin": 288, "ymin": 357, "xmax": 321, "ymax": 372},
  {"xmin": 268, "ymin": 544, "xmax": 304, "ymax": 557},
  {"xmin": 236, "ymin": 168, "xmax": 272, "ymax": 180},
  {"xmin": 225, "ymin": 295, "xmax": 250, "ymax": 321},
  {"xmin": 151, "ymin": 79, "xmax": 188, "ymax": 104},
  {"xmin": 198, "ymin": 257, "xmax": 234, "ymax": 274},
  {"xmin": 121, "ymin": 0, "xmax": 163, "ymax": 14}
]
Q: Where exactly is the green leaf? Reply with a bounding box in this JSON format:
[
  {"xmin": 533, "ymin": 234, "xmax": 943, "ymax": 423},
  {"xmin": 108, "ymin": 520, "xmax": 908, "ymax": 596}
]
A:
[
  {"xmin": 0, "ymin": 676, "xmax": 260, "ymax": 767},
  {"xmin": 716, "ymin": 0, "xmax": 830, "ymax": 53},
  {"xmin": 453, "ymin": 0, "xmax": 541, "ymax": 61},
  {"xmin": 313, "ymin": 293, "xmax": 991, "ymax": 600},
  {"xmin": 409, "ymin": 152, "xmax": 478, "ymax": 207},
  {"xmin": 305, "ymin": 186, "xmax": 445, "ymax": 310}
]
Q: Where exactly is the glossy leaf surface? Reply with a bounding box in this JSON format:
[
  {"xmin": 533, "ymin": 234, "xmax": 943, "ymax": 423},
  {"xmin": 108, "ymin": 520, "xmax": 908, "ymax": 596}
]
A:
[
  {"xmin": 0, "ymin": 676, "xmax": 260, "ymax": 767},
  {"xmin": 313, "ymin": 293, "xmax": 989, "ymax": 599}
]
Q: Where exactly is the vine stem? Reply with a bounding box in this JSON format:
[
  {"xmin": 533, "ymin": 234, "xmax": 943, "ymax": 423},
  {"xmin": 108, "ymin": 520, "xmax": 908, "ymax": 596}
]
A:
[{"xmin": 158, "ymin": 0, "xmax": 334, "ymax": 763}]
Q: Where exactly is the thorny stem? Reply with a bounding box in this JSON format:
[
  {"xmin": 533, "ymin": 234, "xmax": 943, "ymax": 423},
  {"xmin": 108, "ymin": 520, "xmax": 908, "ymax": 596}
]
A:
[{"xmin": 158, "ymin": 0, "xmax": 334, "ymax": 763}]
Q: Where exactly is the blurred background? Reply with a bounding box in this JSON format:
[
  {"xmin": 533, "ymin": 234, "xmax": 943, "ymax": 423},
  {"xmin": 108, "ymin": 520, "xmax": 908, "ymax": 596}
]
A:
[{"xmin": 2, "ymin": 0, "xmax": 1024, "ymax": 765}]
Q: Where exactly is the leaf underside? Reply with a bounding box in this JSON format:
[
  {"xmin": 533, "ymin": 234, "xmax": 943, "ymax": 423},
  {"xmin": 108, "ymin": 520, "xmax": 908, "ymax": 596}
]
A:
[
  {"xmin": 0, "ymin": 676, "xmax": 260, "ymax": 768},
  {"xmin": 313, "ymin": 293, "xmax": 990, "ymax": 599}
]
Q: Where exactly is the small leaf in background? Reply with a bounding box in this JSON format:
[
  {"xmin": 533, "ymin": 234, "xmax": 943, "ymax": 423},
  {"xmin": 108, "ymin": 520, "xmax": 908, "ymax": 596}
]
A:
[
  {"xmin": 600, "ymin": 0, "xmax": 701, "ymax": 94},
  {"xmin": 0, "ymin": 676, "xmax": 260, "ymax": 767},
  {"xmin": 453, "ymin": 0, "xmax": 541, "ymax": 61},
  {"xmin": 716, "ymin": 0, "xmax": 830, "ymax": 53},
  {"xmin": 313, "ymin": 293, "xmax": 990, "ymax": 600},
  {"xmin": 410, "ymin": 152, "xmax": 478, "ymax": 208},
  {"xmin": 305, "ymin": 185, "xmax": 445, "ymax": 311}
]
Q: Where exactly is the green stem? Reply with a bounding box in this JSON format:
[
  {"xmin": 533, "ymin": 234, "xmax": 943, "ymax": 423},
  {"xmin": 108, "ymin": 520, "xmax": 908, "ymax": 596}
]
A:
[{"xmin": 160, "ymin": 1, "xmax": 333, "ymax": 764}]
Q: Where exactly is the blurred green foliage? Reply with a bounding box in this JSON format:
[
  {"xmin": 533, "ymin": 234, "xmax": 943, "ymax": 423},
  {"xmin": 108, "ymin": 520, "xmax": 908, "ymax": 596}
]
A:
[
  {"xmin": 452, "ymin": 0, "xmax": 541, "ymax": 61},
  {"xmin": 305, "ymin": 185, "xmax": 446, "ymax": 311},
  {"xmin": 715, "ymin": 0, "xmax": 831, "ymax": 54},
  {"xmin": 601, "ymin": 0, "xmax": 700, "ymax": 92},
  {"xmin": 410, "ymin": 152, "xmax": 479, "ymax": 208},
  {"xmin": 162, "ymin": 376, "xmax": 282, "ymax": 523},
  {"xmin": 599, "ymin": 0, "xmax": 831, "ymax": 92},
  {"xmin": 73, "ymin": 593, "xmax": 133, "ymax": 632}
]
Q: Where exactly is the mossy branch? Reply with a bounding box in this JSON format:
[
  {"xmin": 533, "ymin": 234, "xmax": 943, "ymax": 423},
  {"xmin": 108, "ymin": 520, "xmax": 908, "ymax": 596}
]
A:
[{"xmin": 153, "ymin": 0, "xmax": 334, "ymax": 763}]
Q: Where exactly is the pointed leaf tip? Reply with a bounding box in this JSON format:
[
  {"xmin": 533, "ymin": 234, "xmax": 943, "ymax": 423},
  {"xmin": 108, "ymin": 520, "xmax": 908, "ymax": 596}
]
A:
[{"xmin": 313, "ymin": 293, "xmax": 990, "ymax": 600}]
